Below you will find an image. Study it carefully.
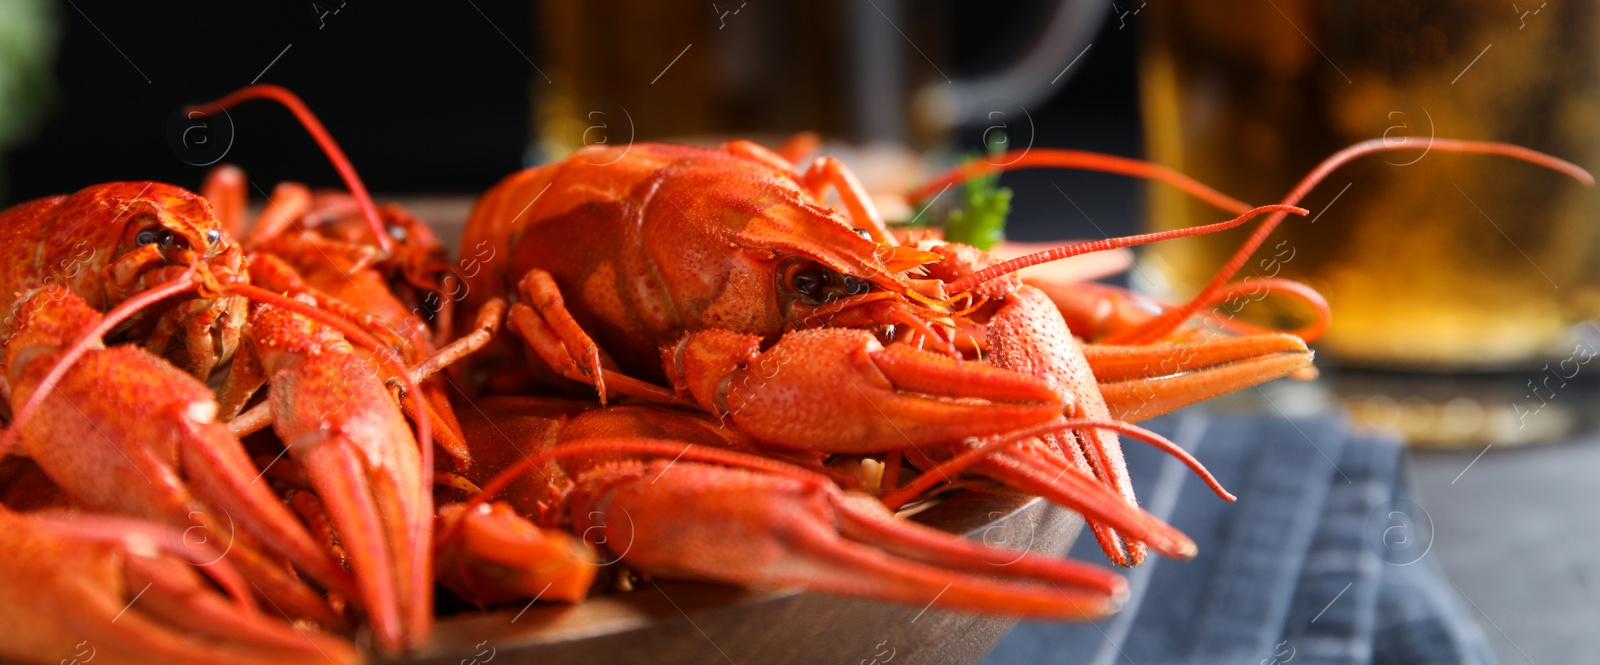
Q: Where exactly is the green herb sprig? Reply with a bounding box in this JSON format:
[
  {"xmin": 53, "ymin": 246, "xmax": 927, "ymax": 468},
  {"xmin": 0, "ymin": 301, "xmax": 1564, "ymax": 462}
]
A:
[{"xmin": 940, "ymin": 136, "xmax": 1012, "ymax": 250}]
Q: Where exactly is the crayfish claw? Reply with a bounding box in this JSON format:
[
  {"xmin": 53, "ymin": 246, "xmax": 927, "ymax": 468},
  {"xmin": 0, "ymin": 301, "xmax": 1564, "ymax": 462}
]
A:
[
  {"xmin": 673, "ymin": 328, "xmax": 1066, "ymax": 454},
  {"xmin": 0, "ymin": 510, "xmax": 357, "ymax": 665},
  {"xmin": 573, "ymin": 459, "xmax": 1127, "ymax": 619}
]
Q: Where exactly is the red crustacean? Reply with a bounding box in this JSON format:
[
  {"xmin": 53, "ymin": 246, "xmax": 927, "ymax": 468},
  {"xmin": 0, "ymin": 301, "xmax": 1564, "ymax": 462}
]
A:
[
  {"xmin": 202, "ymin": 170, "xmax": 484, "ymax": 469},
  {"xmin": 0, "ymin": 72, "xmax": 1592, "ymax": 664},
  {"xmin": 456, "ymin": 135, "xmax": 1592, "ymax": 570},
  {"xmin": 178, "ymin": 86, "xmax": 518, "ymax": 651},
  {"xmin": 186, "ymin": 86, "xmax": 480, "ymax": 466},
  {"xmin": 455, "ymin": 139, "xmax": 1303, "ymax": 567},
  {"xmin": 181, "ymin": 85, "xmax": 513, "ymax": 651}
]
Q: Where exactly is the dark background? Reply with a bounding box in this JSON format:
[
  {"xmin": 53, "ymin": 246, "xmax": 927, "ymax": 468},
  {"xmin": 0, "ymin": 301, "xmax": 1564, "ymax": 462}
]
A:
[
  {"xmin": 5, "ymin": 1, "xmax": 538, "ymax": 198},
  {"xmin": 1, "ymin": 0, "xmax": 1144, "ymax": 242}
]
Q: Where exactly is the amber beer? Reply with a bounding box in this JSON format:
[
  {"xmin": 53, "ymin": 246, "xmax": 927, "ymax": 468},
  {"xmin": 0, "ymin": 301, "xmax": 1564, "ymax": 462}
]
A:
[{"xmin": 1138, "ymin": 1, "xmax": 1600, "ymax": 369}]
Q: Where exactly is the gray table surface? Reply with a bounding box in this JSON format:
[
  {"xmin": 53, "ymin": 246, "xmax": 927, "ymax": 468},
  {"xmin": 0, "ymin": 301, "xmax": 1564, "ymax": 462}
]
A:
[
  {"xmin": 1197, "ymin": 375, "xmax": 1600, "ymax": 665},
  {"xmin": 1411, "ymin": 432, "xmax": 1600, "ymax": 664}
]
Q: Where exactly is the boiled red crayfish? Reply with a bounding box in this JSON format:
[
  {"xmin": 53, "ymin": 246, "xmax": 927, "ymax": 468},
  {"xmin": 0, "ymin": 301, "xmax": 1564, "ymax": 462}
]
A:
[
  {"xmin": 454, "ymin": 134, "xmax": 1590, "ymax": 574},
  {"xmin": 0, "ymin": 85, "xmax": 497, "ymax": 659}
]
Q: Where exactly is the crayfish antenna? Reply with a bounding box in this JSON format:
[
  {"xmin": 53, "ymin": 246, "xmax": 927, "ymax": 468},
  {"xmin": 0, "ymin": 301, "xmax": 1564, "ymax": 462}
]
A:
[
  {"xmin": 883, "ymin": 418, "xmax": 1233, "ymax": 509},
  {"xmin": 913, "ymin": 148, "xmax": 1254, "ymax": 215},
  {"xmin": 943, "ymin": 204, "xmax": 1309, "ymax": 294},
  {"xmin": 1029, "ymin": 276, "xmax": 1333, "ymax": 344},
  {"xmin": 1110, "ymin": 139, "xmax": 1595, "ymax": 344},
  {"xmin": 1191, "ymin": 278, "xmax": 1331, "ymax": 342},
  {"xmin": 187, "ymin": 84, "xmax": 395, "ymax": 255}
]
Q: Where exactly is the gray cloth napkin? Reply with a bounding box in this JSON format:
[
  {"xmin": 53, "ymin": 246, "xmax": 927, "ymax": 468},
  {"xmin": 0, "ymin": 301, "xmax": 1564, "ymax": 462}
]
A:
[{"xmin": 981, "ymin": 413, "xmax": 1496, "ymax": 665}]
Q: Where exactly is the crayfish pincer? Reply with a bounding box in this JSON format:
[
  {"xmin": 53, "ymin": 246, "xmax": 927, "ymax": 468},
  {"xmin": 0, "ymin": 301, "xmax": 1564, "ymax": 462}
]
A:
[
  {"xmin": 0, "ymin": 225, "xmax": 448, "ymax": 658},
  {"xmin": 0, "ymin": 286, "xmax": 357, "ymax": 632},
  {"xmin": 0, "ymin": 507, "xmax": 356, "ymax": 665},
  {"xmin": 0, "ymin": 83, "xmax": 501, "ymax": 662},
  {"xmin": 442, "ymin": 398, "xmax": 1131, "ymax": 618}
]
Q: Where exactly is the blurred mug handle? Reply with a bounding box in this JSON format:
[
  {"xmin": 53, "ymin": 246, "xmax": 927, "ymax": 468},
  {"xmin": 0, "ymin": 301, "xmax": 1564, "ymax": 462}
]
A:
[{"xmin": 909, "ymin": 0, "xmax": 1110, "ymax": 134}]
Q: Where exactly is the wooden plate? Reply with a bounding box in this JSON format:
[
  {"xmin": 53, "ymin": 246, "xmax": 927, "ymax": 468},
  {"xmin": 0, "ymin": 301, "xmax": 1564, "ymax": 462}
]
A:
[{"xmin": 396, "ymin": 491, "xmax": 1084, "ymax": 665}]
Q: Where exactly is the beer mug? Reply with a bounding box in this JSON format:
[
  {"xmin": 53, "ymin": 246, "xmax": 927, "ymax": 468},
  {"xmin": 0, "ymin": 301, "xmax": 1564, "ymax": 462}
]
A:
[{"xmin": 1137, "ymin": 1, "xmax": 1599, "ymax": 371}]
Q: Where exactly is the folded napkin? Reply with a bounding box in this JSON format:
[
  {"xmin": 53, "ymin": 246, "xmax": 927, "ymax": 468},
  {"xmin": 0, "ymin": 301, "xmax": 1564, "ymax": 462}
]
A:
[{"xmin": 981, "ymin": 412, "xmax": 1496, "ymax": 665}]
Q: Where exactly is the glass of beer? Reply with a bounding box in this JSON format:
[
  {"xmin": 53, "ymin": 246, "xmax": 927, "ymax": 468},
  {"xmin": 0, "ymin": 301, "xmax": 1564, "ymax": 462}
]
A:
[{"xmin": 1137, "ymin": 1, "xmax": 1600, "ymax": 444}]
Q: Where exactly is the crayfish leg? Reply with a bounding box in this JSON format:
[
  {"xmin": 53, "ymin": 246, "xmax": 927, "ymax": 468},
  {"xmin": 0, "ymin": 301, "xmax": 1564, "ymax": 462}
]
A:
[
  {"xmin": 507, "ymin": 270, "xmax": 684, "ymax": 405},
  {"xmin": 201, "ymin": 164, "xmax": 249, "ymax": 240},
  {"xmin": 434, "ymin": 501, "xmax": 599, "ymax": 607}
]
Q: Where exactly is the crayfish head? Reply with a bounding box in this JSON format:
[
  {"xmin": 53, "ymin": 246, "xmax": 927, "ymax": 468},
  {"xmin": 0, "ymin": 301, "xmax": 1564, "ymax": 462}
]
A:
[
  {"xmin": 90, "ymin": 182, "xmax": 249, "ymax": 377},
  {"xmin": 732, "ymin": 206, "xmax": 946, "ymax": 332},
  {"xmin": 0, "ymin": 182, "xmax": 245, "ymax": 378},
  {"xmin": 110, "ymin": 185, "xmax": 241, "ymax": 278}
]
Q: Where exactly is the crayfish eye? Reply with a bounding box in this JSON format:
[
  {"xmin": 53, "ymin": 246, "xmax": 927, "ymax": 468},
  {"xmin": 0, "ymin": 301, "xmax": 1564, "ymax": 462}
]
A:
[
  {"xmin": 206, "ymin": 229, "xmax": 221, "ymax": 246},
  {"xmin": 790, "ymin": 266, "xmax": 827, "ymax": 298},
  {"xmin": 134, "ymin": 227, "xmax": 189, "ymax": 252},
  {"xmin": 779, "ymin": 258, "xmax": 874, "ymax": 308},
  {"xmin": 842, "ymin": 275, "xmax": 870, "ymax": 296},
  {"xmin": 851, "ymin": 228, "xmax": 872, "ymax": 240}
]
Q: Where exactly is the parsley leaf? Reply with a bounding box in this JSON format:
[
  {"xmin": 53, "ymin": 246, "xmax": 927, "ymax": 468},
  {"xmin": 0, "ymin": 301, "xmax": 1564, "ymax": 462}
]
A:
[{"xmin": 942, "ymin": 140, "xmax": 1012, "ymax": 250}]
